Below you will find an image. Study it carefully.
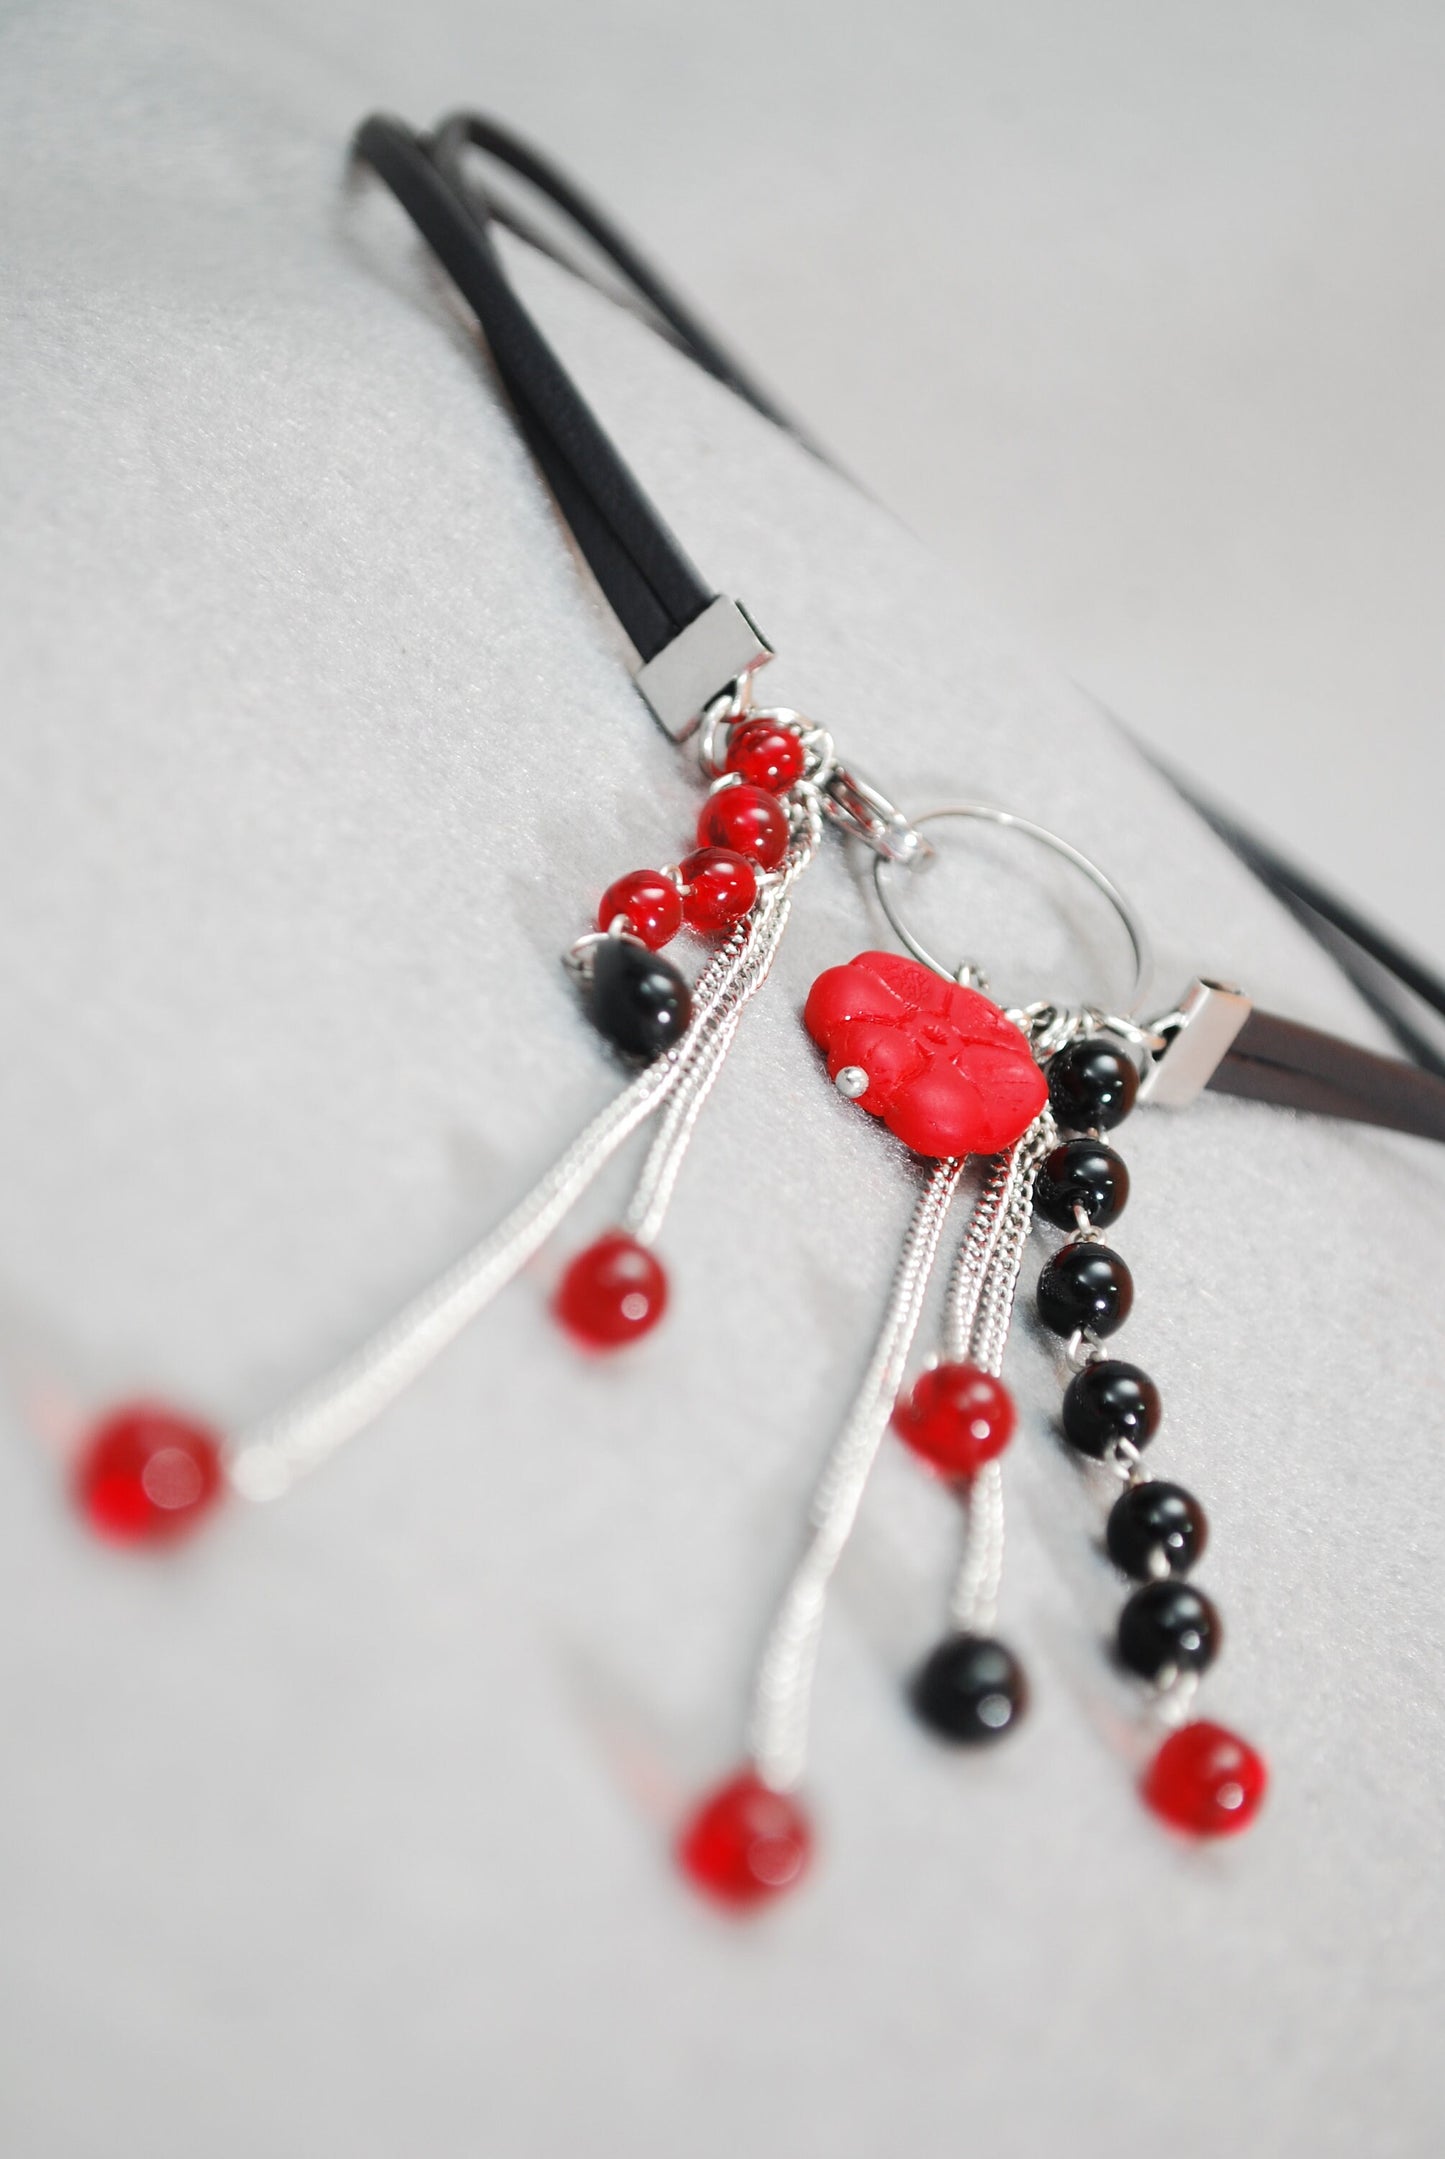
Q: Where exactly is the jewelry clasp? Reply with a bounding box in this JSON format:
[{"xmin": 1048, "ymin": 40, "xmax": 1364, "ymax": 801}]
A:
[{"xmin": 819, "ymin": 764, "xmax": 933, "ymax": 866}]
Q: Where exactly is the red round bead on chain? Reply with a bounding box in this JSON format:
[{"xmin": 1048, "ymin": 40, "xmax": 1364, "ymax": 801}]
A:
[
  {"xmin": 554, "ymin": 1232, "xmax": 668, "ymax": 1349},
  {"xmin": 596, "ymin": 869, "xmax": 683, "ymax": 951},
  {"xmin": 75, "ymin": 1403, "xmax": 225, "ymax": 1544},
  {"xmin": 723, "ymin": 718, "xmax": 806, "ymax": 795},
  {"xmin": 676, "ymin": 1769, "xmax": 813, "ymax": 1908},
  {"xmin": 697, "ymin": 784, "xmax": 790, "ymax": 871},
  {"xmin": 1143, "ymin": 1720, "xmax": 1267, "ymax": 1836},
  {"xmin": 677, "ymin": 846, "xmax": 757, "ymax": 933},
  {"xmin": 892, "ymin": 1362, "xmax": 1016, "ymax": 1476}
]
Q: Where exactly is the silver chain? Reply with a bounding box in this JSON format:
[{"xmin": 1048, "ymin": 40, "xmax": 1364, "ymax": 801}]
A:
[
  {"xmin": 622, "ymin": 828, "xmax": 815, "ymax": 1247},
  {"xmin": 944, "ymin": 1110, "xmax": 1056, "ymax": 1636},
  {"xmin": 745, "ymin": 1154, "xmax": 967, "ymax": 1792}
]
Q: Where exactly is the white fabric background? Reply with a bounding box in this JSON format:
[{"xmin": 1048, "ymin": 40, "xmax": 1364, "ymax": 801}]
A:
[{"xmin": 1, "ymin": 4, "xmax": 1442, "ymax": 2156}]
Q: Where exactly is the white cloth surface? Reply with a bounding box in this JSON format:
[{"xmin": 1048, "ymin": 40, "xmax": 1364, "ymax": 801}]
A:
[{"xmin": 1, "ymin": 5, "xmax": 1442, "ymax": 2156}]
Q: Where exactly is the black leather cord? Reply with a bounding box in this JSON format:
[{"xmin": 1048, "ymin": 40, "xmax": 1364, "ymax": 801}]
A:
[
  {"xmin": 428, "ymin": 111, "xmax": 812, "ymax": 446},
  {"xmin": 1210, "ymin": 1009, "xmax": 1445, "ymax": 1142},
  {"xmin": 353, "ymin": 114, "xmax": 714, "ymax": 663}
]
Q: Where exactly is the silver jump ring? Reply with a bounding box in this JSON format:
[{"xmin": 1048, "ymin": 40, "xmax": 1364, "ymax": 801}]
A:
[{"xmin": 872, "ymin": 804, "xmax": 1151, "ymax": 1018}]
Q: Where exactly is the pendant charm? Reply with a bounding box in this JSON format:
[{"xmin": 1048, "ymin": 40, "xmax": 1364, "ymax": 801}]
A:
[{"xmin": 805, "ymin": 950, "xmax": 1048, "ymax": 1156}]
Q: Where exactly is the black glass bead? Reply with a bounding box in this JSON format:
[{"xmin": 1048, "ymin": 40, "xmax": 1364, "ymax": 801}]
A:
[
  {"xmin": 1037, "ymin": 1241, "xmax": 1134, "ymax": 1339},
  {"xmin": 1117, "ymin": 1579, "xmax": 1221, "ymax": 1680},
  {"xmin": 1061, "ymin": 1359, "xmax": 1161, "ymax": 1458},
  {"xmin": 1034, "ymin": 1139, "xmax": 1130, "ymax": 1231},
  {"xmin": 1047, "ymin": 1036, "xmax": 1139, "ymax": 1132},
  {"xmin": 1106, "ymin": 1481, "xmax": 1208, "ymax": 1580},
  {"xmin": 586, "ymin": 937, "xmax": 692, "ymax": 1061},
  {"xmin": 910, "ymin": 1633, "xmax": 1028, "ymax": 1743}
]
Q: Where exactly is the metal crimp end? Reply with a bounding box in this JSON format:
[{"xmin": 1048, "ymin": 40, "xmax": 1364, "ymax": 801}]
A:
[
  {"xmin": 1137, "ymin": 978, "xmax": 1253, "ymax": 1108},
  {"xmin": 634, "ymin": 596, "xmax": 773, "ymax": 742}
]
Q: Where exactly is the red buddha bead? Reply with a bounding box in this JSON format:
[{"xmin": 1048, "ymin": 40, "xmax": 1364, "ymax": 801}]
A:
[
  {"xmin": 596, "ymin": 869, "xmax": 683, "ymax": 951},
  {"xmin": 724, "ymin": 718, "xmax": 806, "ymax": 794},
  {"xmin": 75, "ymin": 1403, "xmax": 225, "ymax": 1544},
  {"xmin": 677, "ymin": 1770, "xmax": 813, "ymax": 1908},
  {"xmin": 892, "ymin": 1363, "xmax": 1015, "ymax": 1476},
  {"xmin": 677, "ymin": 846, "xmax": 758, "ymax": 933},
  {"xmin": 1143, "ymin": 1720, "xmax": 1267, "ymax": 1837},
  {"xmin": 554, "ymin": 1232, "xmax": 668, "ymax": 1348},
  {"xmin": 697, "ymin": 784, "xmax": 789, "ymax": 871}
]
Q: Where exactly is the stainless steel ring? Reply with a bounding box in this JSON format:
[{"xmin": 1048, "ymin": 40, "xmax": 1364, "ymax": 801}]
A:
[{"xmin": 871, "ymin": 803, "xmax": 1152, "ymax": 1017}]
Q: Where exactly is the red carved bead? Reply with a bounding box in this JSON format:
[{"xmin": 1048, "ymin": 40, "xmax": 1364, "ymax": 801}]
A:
[
  {"xmin": 697, "ymin": 784, "xmax": 789, "ymax": 871},
  {"xmin": 893, "ymin": 1362, "xmax": 1015, "ymax": 1476},
  {"xmin": 677, "ymin": 1770, "xmax": 812, "ymax": 1908},
  {"xmin": 805, "ymin": 950, "xmax": 1049, "ymax": 1157},
  {"xmin": 596, "ymin": 869, "xmax": 683, "ymax": 951},
  {"xmin": 724, "ymin": 719, "xmax": 806, "ymax": 794},
  {"xmin": 1143, "ymin": 1721, "xmax": 1267, "ymax": 1837},
  {"xmin": 554, "ymin": 1232, "xmax": 668, "ymax": 1348},
  {"xmin": 677, "ymin": 846, "xmax": 758, "ymax": 933},
  {"xmin": 76, "ymin": 1403, "xmax": 224, "ymax": 1544}
]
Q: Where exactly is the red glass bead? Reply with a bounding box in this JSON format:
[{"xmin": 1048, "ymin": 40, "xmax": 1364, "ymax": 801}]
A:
[
  {"xmin": 724, "ymin": 719, "xmax": 806, "ymax": 795},
  {"xmin": 75, "ymin": 1403, "xmax": 224, "ymax": 1544},
  {"xmin": 1143, "ymin": 1720, "xmax": 1268, "ymax": 1837},
  {"xmin": 892, "ymin": 1362, "xmax": 1016, "ymax": 1476},
  {"xmin": 677, "ymin": 1770, "xmax": 813, "ymax": 1908},
  {"xmin": 554, "ymin": 1232, "xmax": 668, "ymax": 1349},
  {"xmin": 677, "ymin": 846, "xmax": 758, "ymax": 933},
  {"xmin": 697, "ymin": 784, "xmax": 789, "ymax": 871},
  {"xmin": 596, "ymin": 869, "xmax": 683, "ymax": 951}
]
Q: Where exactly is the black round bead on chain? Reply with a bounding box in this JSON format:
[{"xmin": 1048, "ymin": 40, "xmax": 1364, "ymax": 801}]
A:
[
  {"xmin": 1035, "ymin": 1138, "xmax": 1130, "ymax": 1230},
  {"xmin": 1046, "ymin": 1035, "xmax": 1139, "ymax": 1131},
  {"xmin": 1061, "ymin": 1359, "xmax": 1159, "ymax": 1455},
  {"xmin": 911, "ymin": 1633, "xmax": 1029, "ymax": 1744},
  {"xmin": 1038, "ymin": 1241, "xmax": 1134, "ymax": 1339},
  {"xmin": 584, "ymin": 935, "xmax": 693, "ymax": 1061},
  {"xmin": 1038, "ymin": 1034, "xmax": 1219, "ymax": 1689},
  {"xmin": 1106, "ymin": 1480, "xmax": 1208, "ymax": 1580},
  {"xmin": 1117, "ymin": 1579, "xmax": 1221, "ymax": 1680}
]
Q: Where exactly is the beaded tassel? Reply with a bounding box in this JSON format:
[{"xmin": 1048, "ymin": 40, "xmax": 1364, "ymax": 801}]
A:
[
  {"xmin": 678, "ymin": 1113, "xmax": 1054, "ymax": 1909},
  {"xmin": 1037, "ymin": 1036, "xmax": 1267, "ymax": 1836},
  {"xmin": 74, "ymin": 816, "xmax": 812, "ymax": 1535}
]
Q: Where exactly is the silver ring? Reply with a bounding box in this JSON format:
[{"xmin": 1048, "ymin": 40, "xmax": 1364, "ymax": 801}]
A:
[{"xmin": 871, "ymin": 804, "xmax": 1151, "ymax": 1017}]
